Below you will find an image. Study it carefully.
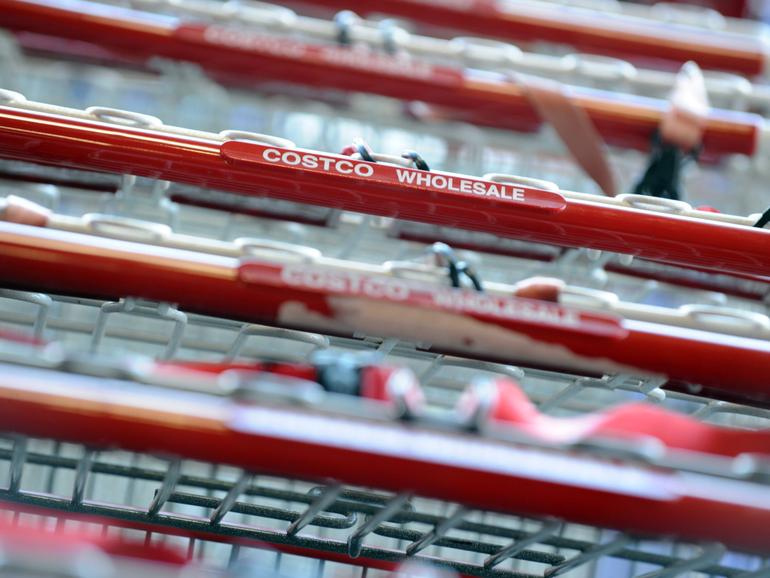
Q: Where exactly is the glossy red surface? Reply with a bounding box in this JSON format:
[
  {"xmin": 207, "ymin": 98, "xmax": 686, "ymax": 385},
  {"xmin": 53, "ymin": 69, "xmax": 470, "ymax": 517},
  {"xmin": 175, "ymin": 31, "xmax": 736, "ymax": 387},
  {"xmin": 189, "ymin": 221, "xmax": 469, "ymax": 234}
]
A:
[
  {"xmin": 0, "ymin": 107, "xmax": 768, "ymax": 278},
  {"xmin": 0, "ymin": 0, "xmax": 762, "ymax": 155},
  {"xmin": 155, "ymin": 360, "xmax": 320, "ymax": 380},
  {"xmin": 0, "ymin": 367, "xmax": 768, "ymax": 552},
  {"xmin": 606, "ymin": 260, "xmax": 770, "ymax": 301}
]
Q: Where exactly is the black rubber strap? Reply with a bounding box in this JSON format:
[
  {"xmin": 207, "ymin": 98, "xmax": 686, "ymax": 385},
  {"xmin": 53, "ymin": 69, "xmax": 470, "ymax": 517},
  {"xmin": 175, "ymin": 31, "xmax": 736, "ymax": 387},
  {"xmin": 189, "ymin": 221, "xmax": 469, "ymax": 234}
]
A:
[
  {"xmin": 631, "ymin": 131, "xmax": 700, "ymax": 201},
  {"xmin": 754, "ymin": 208, "xmax": 770, "ymax": 228},
  {"xmin": 457, "ymin": 262, "xmax": 483, "ymax": 292},
  {"xmin": 431, "ymin": 243, "xmax": 483, "ymax": 291},
  {"xmin": 401, "ymin": 150, "xmax": 430, "ymax": 171},
  {"xmin": 353, "ymin": 139, "xmax": 376, "ymax": 162}
]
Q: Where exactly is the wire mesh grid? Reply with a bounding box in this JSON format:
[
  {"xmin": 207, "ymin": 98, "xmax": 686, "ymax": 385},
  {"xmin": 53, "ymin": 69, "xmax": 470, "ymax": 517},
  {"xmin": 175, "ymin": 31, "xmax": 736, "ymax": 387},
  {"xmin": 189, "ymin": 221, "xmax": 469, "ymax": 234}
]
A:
[
  {"xmin": 0, "ymin": 155, "xmax": 767, "ymax": 427},
  {"xmin": 0, "ymin": 175, "xmax": 769, "ymax": 569},
  {"xmin": 4, "ymin": 161, "xmax": 770, "ymax": 429},
  {"xmin": 0, "ymin": 434, "xmax": 768, "ymax": 578}
]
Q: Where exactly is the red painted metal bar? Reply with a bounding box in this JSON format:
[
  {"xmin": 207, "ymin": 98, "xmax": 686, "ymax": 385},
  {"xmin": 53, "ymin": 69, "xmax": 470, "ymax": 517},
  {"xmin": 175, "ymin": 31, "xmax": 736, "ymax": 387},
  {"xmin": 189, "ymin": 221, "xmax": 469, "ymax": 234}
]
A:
[
  {"xmin": 1, "ymin": 363, "xmax": 769, "ymax": 552},
  {"xmin": 605, "ymin": 260, "xmax": 770, "ymax": 302},
  {"xmin": 2, "ymin": 222, "xmax": 770, "ymax": 404},
  {"xmin": 288, "ymin": 0, "xmax": 767, "ymax": 75},
  {"xmin": 630, "ymin": 0, "xmax": 749, "ymax": 19},
  {"xmin": 0, "ymin": 0, "xmax": 763, "ymax": 156},
  {"xmin": 0, "ymin": 106, "xmax": 768, "ymax": 278},
  {"xmin": 5, "ymin": 156, "xmax": 768, "ymax": 305},
  {"xmin": 392, "ymin": 222, "xmax": 770, "ymax": 301}
]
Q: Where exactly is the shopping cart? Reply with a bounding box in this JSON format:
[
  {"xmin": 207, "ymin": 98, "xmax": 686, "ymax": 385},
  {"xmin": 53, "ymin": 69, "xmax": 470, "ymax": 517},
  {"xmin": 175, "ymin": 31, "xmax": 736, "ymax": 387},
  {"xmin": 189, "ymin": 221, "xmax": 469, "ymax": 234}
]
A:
[
  {"xmin": 2, "ymin": 186, "xmax": 770, "ymax": 575},
  {"xmin": 1, "ymin": 1, "xmax": 770, "ymax": 576},
  {"xmin": 1, "ymin": 339, "xmax": 770, "ymax": 578}
]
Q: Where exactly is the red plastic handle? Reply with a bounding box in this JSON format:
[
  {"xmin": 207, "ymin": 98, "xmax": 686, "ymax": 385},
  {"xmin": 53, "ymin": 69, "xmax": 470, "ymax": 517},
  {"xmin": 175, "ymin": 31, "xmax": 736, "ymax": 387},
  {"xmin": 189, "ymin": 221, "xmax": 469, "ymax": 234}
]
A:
[
  {"xmin": 155, "ymin": 359, "xmax": 770, "ymax": 458},
  {"xmin": 0, "ymin": 108, "xmax": 768, "ymax": 279},
  {"xmin": 236, "ymin": 260, "xmax": 626, "ymax": 339},
  {"xmin": 222, "ymin": 142, "xmax": 568, "ymax": 214}
]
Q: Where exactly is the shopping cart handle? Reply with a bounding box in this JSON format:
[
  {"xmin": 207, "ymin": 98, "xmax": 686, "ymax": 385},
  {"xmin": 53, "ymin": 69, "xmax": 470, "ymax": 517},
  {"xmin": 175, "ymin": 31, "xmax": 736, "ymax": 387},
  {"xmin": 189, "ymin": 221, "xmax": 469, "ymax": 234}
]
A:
[
  {"xmin": 220, "ymin": 140, "xmax": 569, "ymax": 215},
  {"xmin": 236, "ymin": 260, "xmax": 629, "ymax": 340}
]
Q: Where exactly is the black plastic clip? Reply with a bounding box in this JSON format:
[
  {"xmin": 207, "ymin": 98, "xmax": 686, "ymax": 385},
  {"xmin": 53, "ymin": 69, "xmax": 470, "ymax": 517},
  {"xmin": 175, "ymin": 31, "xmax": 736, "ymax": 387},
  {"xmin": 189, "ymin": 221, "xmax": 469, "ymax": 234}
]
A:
[
  {"xmin": 401, "ymin": 149, "xmax": 430, "ymax": 171},
  {"xmin": 631, "ymin": 130, "xmax": 700, "ymax": 201},
  {"xmin": 431, "ymin": 242, "xmax": 483, "ymax": 291}
]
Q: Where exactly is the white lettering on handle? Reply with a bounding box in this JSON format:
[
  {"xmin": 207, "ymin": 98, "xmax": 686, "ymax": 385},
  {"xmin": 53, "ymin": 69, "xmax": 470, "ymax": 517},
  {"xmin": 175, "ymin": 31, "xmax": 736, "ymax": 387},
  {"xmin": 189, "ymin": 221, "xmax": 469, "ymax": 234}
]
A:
[
  {"xmin": 280, "ymin": 266, "xmax": 582, "ymax": 328},
  {"xmin": 260, "ymin": 148, "xmax": 528, "ymax": 203},
  {"xmin": 282, "ymin": 265, "xmax": 410, "ymax": 301},
  {"xmin": 395, "ymin": 168, "xmax": 525, "ymax": 201},
  {"xmin": 262, "ymin": 149, "xmax": 374, "ymax": 177}
]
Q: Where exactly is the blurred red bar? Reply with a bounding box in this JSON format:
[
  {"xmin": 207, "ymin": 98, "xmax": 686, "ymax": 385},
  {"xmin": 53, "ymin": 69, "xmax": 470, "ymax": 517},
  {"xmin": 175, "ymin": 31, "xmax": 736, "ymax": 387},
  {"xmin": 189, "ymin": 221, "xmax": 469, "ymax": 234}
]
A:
[
  {"xmin": 286, "ymin": 0, "xmax": 765, "ymax": 74},
  {"xmin": 0, "ymin": 0, "xmax": 763, "ymax": 156},
  {"xmin": 632, "ymin": 0, "xmax": 749, "ymax": 19},
  {"xmin": 1, "ymin": 363, "xmax": 770, "ymax": 552}
]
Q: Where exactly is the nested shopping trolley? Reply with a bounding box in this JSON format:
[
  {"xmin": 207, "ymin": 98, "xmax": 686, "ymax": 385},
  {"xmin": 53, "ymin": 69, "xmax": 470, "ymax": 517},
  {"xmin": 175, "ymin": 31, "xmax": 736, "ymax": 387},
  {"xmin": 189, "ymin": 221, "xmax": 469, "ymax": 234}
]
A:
[
  {"xmin": 2, "ymin": 173, "xmax": 770, "ymax": 578},
  {"xmin": 1, "ymin": 330, "xmax": 770, "ymax": 578},
  {"xmin": 2, "ymin": 0, "xmax": 770, "ymax": 576}
]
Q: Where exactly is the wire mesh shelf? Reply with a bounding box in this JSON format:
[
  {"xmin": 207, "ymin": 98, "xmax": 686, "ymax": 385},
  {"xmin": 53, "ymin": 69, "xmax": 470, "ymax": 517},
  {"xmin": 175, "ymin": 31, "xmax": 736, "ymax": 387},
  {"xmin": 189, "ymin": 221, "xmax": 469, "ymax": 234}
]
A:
[{"xmin": 1, "ymin": 435, "xmax": 769, "ymax": 578}]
